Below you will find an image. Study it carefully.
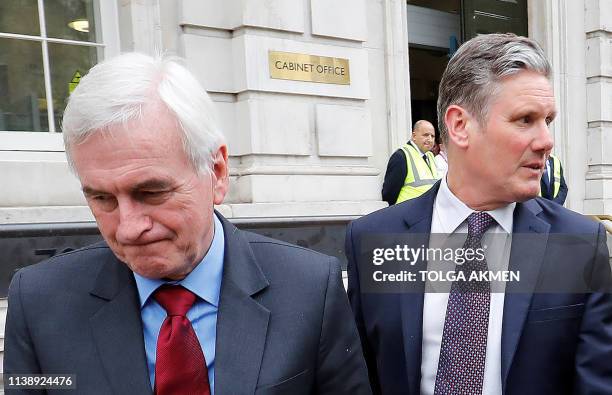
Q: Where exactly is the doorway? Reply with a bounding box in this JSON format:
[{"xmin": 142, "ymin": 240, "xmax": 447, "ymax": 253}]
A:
[{"xmin": 406, "ymin": 0, "xmax": 528, "ymax": 140}]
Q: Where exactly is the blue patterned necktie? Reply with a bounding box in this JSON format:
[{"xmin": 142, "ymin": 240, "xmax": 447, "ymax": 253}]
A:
[{"xmin": 434, "ymin": 212, "xmax": 495, "ymax": 395}]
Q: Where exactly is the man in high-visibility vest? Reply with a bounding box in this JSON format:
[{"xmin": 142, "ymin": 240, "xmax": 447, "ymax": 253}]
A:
[
  {"xmin": 382, "ymin": 120, "xmax": 439, "ymax": 205},
  {"xmin": 539, "ymin": 153, "xmax": 568, "ymax": 205}
]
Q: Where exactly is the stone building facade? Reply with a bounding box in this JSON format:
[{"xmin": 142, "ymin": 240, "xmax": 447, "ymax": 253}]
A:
[{"xmin": 0, "ymin": 0, "xmax": 610, "ymax": 389}]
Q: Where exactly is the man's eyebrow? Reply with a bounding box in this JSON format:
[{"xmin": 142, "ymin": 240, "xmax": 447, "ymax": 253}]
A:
[
  {"xmin": 132, "ymin": 179, "xmax": 174, "ymax": 191},
  {"xmin": 82, "ymin": 186, "xmax": 105, "ymax": 195},
  {"xmin": 513, "ymin": 104, "xmax": 557, "ymax": 118}
]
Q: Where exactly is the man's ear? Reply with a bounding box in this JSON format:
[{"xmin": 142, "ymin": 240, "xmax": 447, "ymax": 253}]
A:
[
  {"xmin": 444, "ymin": 105, "xmax": 472, "ymax": 149},
  {"xmin": 211, "ymin": 144, "xmax": 229, "ymax": 205}
]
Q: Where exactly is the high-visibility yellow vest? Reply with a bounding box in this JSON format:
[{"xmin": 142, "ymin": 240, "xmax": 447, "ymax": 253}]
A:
[
  {"xmin": 396, "ymin": 143, "xmax": 439, "ymax": 203},
  {"xmin": 538, "ymin": 154, "xmax": 562, "ymax": 198}
]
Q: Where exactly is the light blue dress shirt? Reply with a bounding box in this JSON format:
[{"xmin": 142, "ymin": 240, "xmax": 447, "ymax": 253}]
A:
[{"xmin": 134, "ymin": 214, "xmax": 225, "ymax": 394}]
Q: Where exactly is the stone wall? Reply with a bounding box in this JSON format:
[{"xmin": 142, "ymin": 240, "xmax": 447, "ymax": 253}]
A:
[
  {"xmin": 171, "ymin": 0, "xmax": 390, "ymax": 220},
  {"xmin": 585, "ymin": 0, "xmax": 612, "ymax": 214}
]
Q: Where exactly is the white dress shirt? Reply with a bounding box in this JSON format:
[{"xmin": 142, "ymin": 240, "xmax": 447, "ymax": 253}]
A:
[
  {"xmin": 409, "ymin": 139, "xmax": 425, "ymax": 157},
  {"xmin": 420, "ymin": 176, "xmax": 515, "ymax": 395},
  {"xmin": 409, "ymin": 140, "xmax": 434, "ymax": 169},
  {"xmin": 434, "ymin": 152, "xmax": 448, "ymax": 178}
]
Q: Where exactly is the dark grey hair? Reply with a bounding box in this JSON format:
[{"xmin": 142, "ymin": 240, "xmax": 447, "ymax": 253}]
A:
[{"xmin": 436, "ymin": 33, "xmax": 551, "ymax": 143}]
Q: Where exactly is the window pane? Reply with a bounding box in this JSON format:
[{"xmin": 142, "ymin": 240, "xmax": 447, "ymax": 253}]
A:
[
  {"xmin": 49, "ymin": 43, "xmax": 98, "ymax": 130},
  {"xmin": 0, "ymin": 0, "xmax": 40, "ymax": 36},
  {"xmin": 0, "ymin": 38, "xmax": 48, "ymax": 132},
  {"xmin": 45, "ymin": 0, "xmax": 97, "ymax": 43}
]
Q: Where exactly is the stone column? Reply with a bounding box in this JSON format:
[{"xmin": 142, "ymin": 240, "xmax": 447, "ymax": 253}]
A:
[
  {"xmin": 117, "ymin": 0, "xmax": 163, "ymax": 53},
  {"xmin": 383, "ymin": 0, "xmax": 412, "ymax": 151},
  {"xmin": 585, "ymin": 0, "xmax": 612, "ymax": 215},
  {"xmin": 529, "ymin": 0, "xmax": 588, "ymax": 212}
]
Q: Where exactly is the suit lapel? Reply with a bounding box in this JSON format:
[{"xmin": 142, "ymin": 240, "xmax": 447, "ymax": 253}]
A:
[
  {"xmin": 214, "ymin": 215, "xmax": 270, "ymax": 395},
  {"xmin": 400, "ymin": 183, "xmax": 438, "ymax": 394},
  {"xmin": 501, "ymin": 199, "xmax": 550, "ymax": 391},
  {"xmin": 89, "ymin": 253, "xmax": 152, "ymax": 394}
]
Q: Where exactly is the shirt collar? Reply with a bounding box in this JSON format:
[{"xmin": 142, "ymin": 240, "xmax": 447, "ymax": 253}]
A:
[
  {"xmin": 436, "ymin": 176, "xmax": 515, "ymax": 234},
  {"xmin": 409, "ymin": 140, "xmax": 425, "ymax": 157},
  {"xmin": 133, "ymin": 213, "xmax": 225, "ymax": 308}
]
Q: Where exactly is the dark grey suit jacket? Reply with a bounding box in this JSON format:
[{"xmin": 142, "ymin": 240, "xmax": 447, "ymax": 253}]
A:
[{"xmin": 4, "ymin": 215, "xmax": 371, "ymax": 394}]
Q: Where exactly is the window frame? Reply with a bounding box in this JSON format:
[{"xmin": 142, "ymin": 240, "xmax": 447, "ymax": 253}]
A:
[{"xmin": 0, "ymin": 0, "xmax": 120, "ymax": 152}]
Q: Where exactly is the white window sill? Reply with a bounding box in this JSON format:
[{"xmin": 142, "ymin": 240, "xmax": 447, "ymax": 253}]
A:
[{"xmin": 0, "ymin": 132, "xmax": 65, "ymax": 152}]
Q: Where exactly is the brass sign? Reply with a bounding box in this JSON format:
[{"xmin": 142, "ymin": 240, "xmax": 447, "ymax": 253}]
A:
[{"xmin": 269, "ymin": 51, "xmax": 350, "ymax": 85}]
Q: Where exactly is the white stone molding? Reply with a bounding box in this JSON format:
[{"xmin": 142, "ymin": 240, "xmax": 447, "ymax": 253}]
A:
[
  {"xmin": 384, "ymin": 0, "xmax": 412, "ymax": 152},
  {"xmin": 311, "ymin": 0, "xmax": 367, "ymax": 41},
  {"xmin": 529, "ymin": 0, "xmax": 588, "ymax": 213},
  {"xmin": 585, "ymin": 0, "xmax": 612, "ymax": 214},
  {"xmin": 180, "ymin": 0, "xmax": 305, "ymax": 34},
  {"xmin": 315, "ymin": 104, "xmax": 372, "ymax": 157},
  {"xmin": 117, "ymin": 0, "xmax": 163, "ymax": 54}
]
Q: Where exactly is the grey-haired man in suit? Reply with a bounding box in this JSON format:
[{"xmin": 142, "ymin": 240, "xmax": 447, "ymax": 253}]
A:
[{"xmin": 4, "ymin": 53, "xmax": 370, "ymax": 395}]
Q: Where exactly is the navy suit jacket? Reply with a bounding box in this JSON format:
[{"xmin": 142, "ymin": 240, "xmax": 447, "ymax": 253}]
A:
[
  {"xmin": 347, "ymin": 182, "xmax": 612, "ymax": 395},
  {"xmin": 4, "ymin": 214, "xmax": 372, "ymax": 395}
]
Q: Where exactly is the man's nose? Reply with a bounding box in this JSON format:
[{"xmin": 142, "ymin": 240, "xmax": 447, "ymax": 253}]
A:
[
  {"xmin": 534, "ymin": 121, "xmax": 554, "ymax": 152},
  {"xmin": 115, "ymin": 199, "xmax": 153, "ymax": 244}
]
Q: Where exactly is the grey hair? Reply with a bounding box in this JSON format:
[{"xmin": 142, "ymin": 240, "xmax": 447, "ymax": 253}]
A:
[
  {"xmin": 62, "ymin": 52, "xmax": 225, "ymax": 174},
  {"xmin": 436, "ymin": 33, "xmax": 551, "ymax": 143}
]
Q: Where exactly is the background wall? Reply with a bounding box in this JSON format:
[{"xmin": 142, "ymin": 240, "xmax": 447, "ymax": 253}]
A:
[
  {"xmin": 1, "ymin": 2, "xmax": 611, "ymax": 391},
  {"xmin": 529, "ymin": 0, "xmax": 612, "ymax": 215},
  {"xmin": 166, "ymin": 0, "xmax": 391, "ymax": 221}
]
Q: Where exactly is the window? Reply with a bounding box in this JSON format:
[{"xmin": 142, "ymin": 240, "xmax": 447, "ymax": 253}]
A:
[{"xmin": 0, "ymin": 0, "xmax": 118, "ymax": 150}]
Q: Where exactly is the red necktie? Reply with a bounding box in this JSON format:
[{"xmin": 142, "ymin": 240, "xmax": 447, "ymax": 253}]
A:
[{"xmin": 154, "ymin": 285, "xmax": 211, "ymax": 395}]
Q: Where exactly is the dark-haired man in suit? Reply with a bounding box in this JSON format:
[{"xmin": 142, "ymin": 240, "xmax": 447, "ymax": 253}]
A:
[{"xmin": 347, "ymin": 33, "xmax": 612, "ymax": 395}]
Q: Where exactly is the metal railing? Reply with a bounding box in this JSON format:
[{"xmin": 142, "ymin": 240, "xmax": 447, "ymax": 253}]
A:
[
  {"xmin": 591, "ymin": 215, "xmax": 612, "ymax": 235},
  {"xmin": 0, "ymin": 297, "xmax": 6, "ymax": 395}
]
